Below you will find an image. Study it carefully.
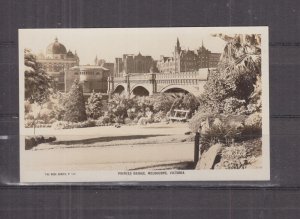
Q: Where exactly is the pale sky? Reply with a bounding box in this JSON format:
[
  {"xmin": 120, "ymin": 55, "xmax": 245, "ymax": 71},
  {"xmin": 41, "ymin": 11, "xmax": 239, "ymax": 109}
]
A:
[{"xmin": 19, "ymin": 28, "xmax": 228, "ymax": 65}]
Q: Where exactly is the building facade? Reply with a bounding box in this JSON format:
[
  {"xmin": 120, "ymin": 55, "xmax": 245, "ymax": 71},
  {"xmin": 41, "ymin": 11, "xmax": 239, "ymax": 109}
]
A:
[
  {"xmin": 36, "ymin": 37, "xmax": 79, "ymax": 92},
  {"xmin": 157, "ymin": 38, "xmax": 221, "ymax": 74},
  {"xmin": 67, "ymin": 65, "xmax": 109, "ymax": 93},
  {"xmin": 114, "ymin": 53, "xmax": 154, "ymax": 77}
]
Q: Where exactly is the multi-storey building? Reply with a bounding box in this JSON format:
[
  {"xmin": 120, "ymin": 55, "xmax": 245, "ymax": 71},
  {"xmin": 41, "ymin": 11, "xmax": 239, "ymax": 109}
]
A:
[
  {"xmin": 114, "ymin": 53, "xmax": 154, "ymax": 77},
  {"xmin": 37, "ymin": 38, "xmax": 110, "ymax": 94},
  {"xmin": 157, "ymin": 38, "xmax": 221, "ymax": 74},
  {"xmin": 36, "ymin": 37, "xmax": 79, "ymax": 92},
  {"xmin": 67, "ymin": 65, "xmax": 110, "ymax": 93}
]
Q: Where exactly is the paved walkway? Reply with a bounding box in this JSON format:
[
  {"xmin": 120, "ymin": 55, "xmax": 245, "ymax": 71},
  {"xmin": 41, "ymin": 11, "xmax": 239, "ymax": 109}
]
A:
[
  {"xmin": 22, "ymin": 142, "xmax": 194, "ymax": 171},
  {"xmin": 22, "ymin": 123, "xmax": 195, "ymax": 171}
]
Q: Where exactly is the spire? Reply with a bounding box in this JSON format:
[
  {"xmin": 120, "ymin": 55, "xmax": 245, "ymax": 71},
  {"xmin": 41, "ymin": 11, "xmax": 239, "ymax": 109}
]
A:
[
  {"xmin": 55, "ymin": 37, "xmax": 58, "ymax": 42},
  {"xmin": 94, "ymin": 55, "xmax": 98, "ymax": 65},
  {"xmin": 202, "ymin": 40, "xmax": 204, "ymax": 48},
  {"xmin": 176, "ymin": 37, "xmax": 181, "ymax": 53},
  {"xmin": 176, "ymin": 37, "xmax": 180, "ymax": 48}
]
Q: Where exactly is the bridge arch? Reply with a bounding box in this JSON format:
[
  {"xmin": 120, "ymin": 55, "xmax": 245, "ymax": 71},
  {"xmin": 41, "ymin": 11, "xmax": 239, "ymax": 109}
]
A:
[
  {"xmin": 113, "ymin": 84, "xmax": 125, "ymax": 94},
  {"xmin": 159, "ymin": 85, "xmax": 199, "ymax": 96},
  {"xmin": 131, "ymin": 85, "xmax": 150, "ymax": 96}
]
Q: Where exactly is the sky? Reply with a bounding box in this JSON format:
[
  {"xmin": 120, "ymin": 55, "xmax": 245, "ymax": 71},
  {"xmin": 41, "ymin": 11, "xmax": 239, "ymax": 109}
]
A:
[{"xmin": 20, "ymin": 28, "xmax": 228, "ymax": 65}]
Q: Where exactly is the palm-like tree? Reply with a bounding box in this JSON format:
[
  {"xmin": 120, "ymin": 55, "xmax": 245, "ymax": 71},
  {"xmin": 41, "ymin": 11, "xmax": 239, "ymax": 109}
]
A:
[{"xmin": 213, "ymin": 34, "xmax": 261, "ymax": 77}]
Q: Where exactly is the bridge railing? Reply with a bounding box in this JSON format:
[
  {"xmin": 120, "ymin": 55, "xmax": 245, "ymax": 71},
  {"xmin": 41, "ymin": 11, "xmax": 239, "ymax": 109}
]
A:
[
  {"xmin": 156, "ymin": 71, "xmax": 202, "ymax": 80},
  {"xmin": 112, "ymin": 69, "xmax": 212, "ymax": 83}
]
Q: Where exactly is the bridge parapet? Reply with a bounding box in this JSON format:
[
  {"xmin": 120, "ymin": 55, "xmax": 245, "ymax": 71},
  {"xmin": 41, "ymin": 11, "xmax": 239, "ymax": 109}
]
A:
[
  {"xmin": 156, "ymin": 71, "xmax": 200, "ymax": 80},
  {"xmin": 114, "ymin": 77, "xmax": 125, "ymax": 83},
  {"xmin": 109, "ymin": 68, "xmax": 214, "ymax": 96}
]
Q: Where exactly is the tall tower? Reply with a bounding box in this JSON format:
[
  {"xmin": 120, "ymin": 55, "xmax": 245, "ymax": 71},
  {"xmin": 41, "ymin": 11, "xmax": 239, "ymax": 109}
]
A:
[
  {"xmin": 175, "ymin": 37, "xmax": 181, "ymax": 53},
  {"xmin": 94, "ymin": 55, "xmax": 98, "ymax": 65},
  {"xmin": 174, "ymin": 37, "xmax": 181, "ymax": 73}
]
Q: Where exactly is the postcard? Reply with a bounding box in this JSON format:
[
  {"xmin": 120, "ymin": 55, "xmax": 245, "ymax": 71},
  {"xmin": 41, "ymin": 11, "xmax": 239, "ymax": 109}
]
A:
[{"xmin": 19, "ymin": 27, "xmax": 269, "ymax": 182}]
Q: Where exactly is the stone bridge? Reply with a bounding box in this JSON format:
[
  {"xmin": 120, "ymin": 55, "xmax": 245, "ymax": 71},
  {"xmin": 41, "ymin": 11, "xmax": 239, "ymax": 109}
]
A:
[{"xmin": 108, "ymin": 68, "xmax": 214, "ymax": 97}]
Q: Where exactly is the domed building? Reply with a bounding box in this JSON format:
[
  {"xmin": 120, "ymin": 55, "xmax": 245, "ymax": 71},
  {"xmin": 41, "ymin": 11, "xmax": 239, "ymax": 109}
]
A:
[{"xmin": 37, "ymin": 37, "xmax": 79, "ymax": 92}]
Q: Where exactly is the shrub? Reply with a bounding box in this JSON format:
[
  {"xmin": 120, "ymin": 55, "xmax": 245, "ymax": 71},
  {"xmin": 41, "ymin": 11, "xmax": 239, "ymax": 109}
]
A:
[
  {"xmin": 214, "ymin": 144, "xmax": 250, "ymax": 169},
  {"xmin": 35, "ymin": 124, "xmax": 52, "ymax": 128},
  {"xmin": 25, "ymin": 135, "xmax": 56, "ymax": 150},
  {"xmin": 245, "ymin": 112, "xmax": 261, "ymax": 128},
  {"xmin": 153, "ymin": 111, "xmax": 167, "ymax": 123},
  {"xmin": 52, "ymin": 121, "xmax": 70, "ymax": 129},
  {"xmin": 24, "ymin": 101, "xmax": 32, "ymax": 113},
  {"xmin": 52, "ymin": 92, "xmax": 66, "ymax": 120},
  {"xmin": 25, "ymin": 112, "xmax": 34, "ymax": 120},
  {"xmin": 124, "ymin": 118, "xmax": 134, "ymax": 125},
  {"xmin": 25, "ymin": 119, "xmax": 34, "ymax": 128},
  {"xmin": 39, "ymin": 108, "xmax": 52, "ymax": 123},
  {"xmin": 25, "ymin": 136, "xmax": 37, "ymax": 150},
  {"xmin": 95, "ymin": 116, "xmax": 111, "ymax": 126},
  {"xmin": 180, "ymin": 93, "xmax": 200, "ymax": 116},
  {"xmin": 242, "ymin": 112, "xmax": 262, "ymax": 140},
  {"xmin": 152, "ymin": 93, "xmax": 174, "ymax": 113},
  {"xmin": 86, "ymin": 91, "xmax": 103, "ymax": 119},
  {"xmin": 49, "ymin": 118, "xmax": 57, "ymax": 124},
  {"xmin": 189, "ymin": 113, "xmax": 245, "ymax": 151},
  {"xmin": 127, "ymin": 108, "xmax": 138, "ymax": 120},
  {"xmin": 223, "ymin": 97, "xmax": 246, "ymax": 115},
  {"xmin": 189, "ymin": 112, "xmax": 213, "ymax": 133},
  {"xmin": 63, "ymin": 80, "xmax": 87, "ymax": 122},
  {"xmin": 200, "ymin": 122, "xmax": 242, "ymax": 151},
  {"xmin": 52, "ymin": 119, "xmax": 96, "ymax": 129},
  {"xmin": 108, "ymin": 94, "xmax": 133, "ymax": 121}
]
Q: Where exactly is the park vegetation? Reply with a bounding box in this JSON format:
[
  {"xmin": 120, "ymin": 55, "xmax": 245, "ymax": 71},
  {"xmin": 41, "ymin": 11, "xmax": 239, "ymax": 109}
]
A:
[
  {"xmin": 189, "ymin": 34, "xmax": 263, "ymax": 169},
  {"xmin": 24, "ymin": 34, "xmax": 263, "ymax": 169}
]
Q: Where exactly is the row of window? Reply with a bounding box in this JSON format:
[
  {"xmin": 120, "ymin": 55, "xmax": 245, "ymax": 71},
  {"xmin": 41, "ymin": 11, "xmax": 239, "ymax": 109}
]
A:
[{"xmin": 75, "ymin": 71, "xmax": 101, "ymax": 75}]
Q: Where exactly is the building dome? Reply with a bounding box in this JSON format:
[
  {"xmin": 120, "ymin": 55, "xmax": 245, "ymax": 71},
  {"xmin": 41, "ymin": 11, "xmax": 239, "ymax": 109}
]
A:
[
  {"xmin": 66, "ymin": 50, "xmax": 75, "ymax": 58},
  {"xmin": 46, "ymin": 37, "xmax": 67, "ymax": 55}
]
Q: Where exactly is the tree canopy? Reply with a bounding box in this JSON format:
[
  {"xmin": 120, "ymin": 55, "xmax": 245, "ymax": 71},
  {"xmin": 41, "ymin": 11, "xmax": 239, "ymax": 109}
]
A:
[
  {"xmin": 24, "ymin": 49, "xmax": 52, "ymax": 104},
  {"xmin": 63, "ymin": 79, "xmax": 87, "ymax": 122},
  {"xmin": 201, "ymin": 34, "xmax": 262, "ymax": 114}
]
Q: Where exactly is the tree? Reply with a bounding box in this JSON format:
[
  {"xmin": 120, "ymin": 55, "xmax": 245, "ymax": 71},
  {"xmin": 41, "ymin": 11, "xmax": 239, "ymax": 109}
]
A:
[
  {"xmin": 63, "ymin": 79, "xmax": 87, "ymax": 122},
  {"xmin": 86, "ymin": 91, "xmax": 103, "ymax": 119},
  {"xmin": 24, "ymin": 49, "xmax": 52, "ymax": 104},
  {"xmin": 202, "ymin": 34, "xmax": 261, "ymax": 114},
  {"xmin": 108, "ymin": 94, "xmax": 134, "ymax": 122}
]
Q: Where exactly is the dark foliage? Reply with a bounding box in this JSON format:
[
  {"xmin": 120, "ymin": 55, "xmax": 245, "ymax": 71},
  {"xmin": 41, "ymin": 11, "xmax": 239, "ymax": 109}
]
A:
[{"xmin": 63, "ymin": 80, "xmax": 87, "ymax": 122}]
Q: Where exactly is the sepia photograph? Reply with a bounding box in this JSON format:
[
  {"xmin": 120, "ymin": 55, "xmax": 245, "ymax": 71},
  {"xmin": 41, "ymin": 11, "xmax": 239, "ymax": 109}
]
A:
[{"xmin": 19, "ymin": 27, "xmax": 269, "ymax": 182}]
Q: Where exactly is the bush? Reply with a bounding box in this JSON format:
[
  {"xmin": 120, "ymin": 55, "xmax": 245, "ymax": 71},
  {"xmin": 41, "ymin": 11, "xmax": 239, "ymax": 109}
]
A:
[
  {"xmin": 245, "ymin": 112, "xmax": 261, "ymax": 128},
  {"xmin": 51, "ymin": 92, "xmax": 66, "ymax": 120},
  {"xmin": 25, "ymin": 112, "xmax": 34, "ymax": 120},
  {"xmin": 108, "ymin": 94, "xmax": 134, "ymax": 121},
  {"xmin": 24, "ymin": 101, "xmax": 32, "ymax": 114},
  {"xmin": 124, "ymin": 118, "xmax": 134, "ymax": 125},
  {"xmin": 223, "ymin": 97, "xmax": 246, "ymax": 115},
  {"xmin": 25, "ymin": 136, "xmax": 37, "ymax": 150},
  {"xmin": 152, "ymin": 93, "xmax": 174, "ymax": 113},
  {"xmin": 25, "ymin": 135, "xmax": 56, "ymax": 150},
  {"xmin": 95, "ymin": 116, "xmax": 111, "ymax": 126},
  {"xmin": 214, "ymin": 144, "xmax": 250, "ymax": 169},
  {"xmin": 39, "ymin": 108, "xmax": 52, "ymax": 123},
  {"xmin": 25, "ymin": 119, "xmax": 35, "ymax": 128},
  {"xmin": 241, "ymin": 112, "xmax": 262, "ymax": 140},
  {"xmin": 35, "ymin": 123, "xmax": 52, "ymax": 128},
  {"xmin": 153, "ymin": 111, "xmax": 167, "ymax": 123},
  {"xmin": 189, "ymin": 112, "xmax": 213, "ymax": 133},
  {"xmin": 200, "ymin": 122, "xmax": 242, "ymax": 151},
  {"xmin": 189, "ymin": 113, "xmax": 247, "ymax": 151},
  {"xmin": 63, "ymin": 80, "xmax": 87, "ymax": 122},
  {"xmin": 52, "ymin": 119, "xmax": 96, "ymax": 129},
  {"xmin": 86, "ymin": 92, "xmax": 103, "ymax": 119}
]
